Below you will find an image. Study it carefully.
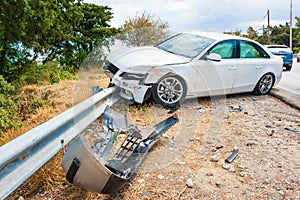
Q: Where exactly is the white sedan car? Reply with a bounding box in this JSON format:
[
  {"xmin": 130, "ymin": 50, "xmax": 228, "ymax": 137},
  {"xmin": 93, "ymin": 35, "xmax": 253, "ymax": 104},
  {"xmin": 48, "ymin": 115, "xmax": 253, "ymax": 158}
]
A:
[{"xmin": 104, "ymin": 32, "xmax": 283, "ymax": 108}]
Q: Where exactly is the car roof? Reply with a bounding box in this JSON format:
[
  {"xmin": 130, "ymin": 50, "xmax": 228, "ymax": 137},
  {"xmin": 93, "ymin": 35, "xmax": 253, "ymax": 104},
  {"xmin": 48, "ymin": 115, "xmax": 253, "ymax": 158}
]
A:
[
  {"xmin": 187, "ymin": 31, "xmax": 250, "ymax": 42},
  {"xmin": 265, "ymin": 44, "xmax": 290, "ymax": 48}
]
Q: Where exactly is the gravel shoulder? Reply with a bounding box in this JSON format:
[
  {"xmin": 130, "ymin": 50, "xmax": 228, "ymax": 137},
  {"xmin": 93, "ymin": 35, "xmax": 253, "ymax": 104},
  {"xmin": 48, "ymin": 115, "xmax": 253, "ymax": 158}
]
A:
[
  {"xmin": 8, "ymin": 92, "xmax": 300, "ymax": 200},
  {"xmin": 109, "ymin": 94, "xmax": 300, "ymax": 200}
]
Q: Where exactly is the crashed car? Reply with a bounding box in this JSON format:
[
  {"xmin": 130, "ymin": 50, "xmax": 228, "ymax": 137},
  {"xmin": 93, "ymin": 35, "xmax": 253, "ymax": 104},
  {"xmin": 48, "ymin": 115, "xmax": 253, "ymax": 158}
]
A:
[
  {"xmin": 104, "ymin": 32, "xmax": 282, "ymax": 108},
  {"xmin": 265, "ymin": 44, "xmax": 293, "ymax": 71}
]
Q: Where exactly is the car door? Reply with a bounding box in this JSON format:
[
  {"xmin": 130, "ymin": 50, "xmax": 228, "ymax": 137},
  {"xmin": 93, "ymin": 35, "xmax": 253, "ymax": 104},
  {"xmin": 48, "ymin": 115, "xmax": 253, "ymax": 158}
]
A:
[
  {"xmin": 232, "ymin": 40, "xmax": 270, "ymax": 93},
  {"xmin": 191, "ymin": 40, "xmax": 239, "ymax": 96}
]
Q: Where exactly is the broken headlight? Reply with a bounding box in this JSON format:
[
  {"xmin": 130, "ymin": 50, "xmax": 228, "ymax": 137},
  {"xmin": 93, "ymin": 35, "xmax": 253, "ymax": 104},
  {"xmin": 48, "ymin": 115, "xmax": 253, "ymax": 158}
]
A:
[{"xmin": 121, "ymin": 72, "xmax": 147, "ymax": 82}]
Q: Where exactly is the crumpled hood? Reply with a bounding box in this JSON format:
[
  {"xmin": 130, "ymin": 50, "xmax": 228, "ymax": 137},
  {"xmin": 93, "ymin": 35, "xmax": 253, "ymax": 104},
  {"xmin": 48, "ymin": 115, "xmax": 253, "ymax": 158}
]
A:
[{"xmin": 106, "ymin": 46, "xmax": 190, "ymax": 71}]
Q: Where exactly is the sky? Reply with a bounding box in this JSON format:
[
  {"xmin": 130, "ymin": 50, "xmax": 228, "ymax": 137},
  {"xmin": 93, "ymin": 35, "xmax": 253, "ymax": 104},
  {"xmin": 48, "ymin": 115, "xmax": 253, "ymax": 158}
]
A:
[{"xmin": 84, "ymin": 0, "xmax": 300, "ymax": 34}]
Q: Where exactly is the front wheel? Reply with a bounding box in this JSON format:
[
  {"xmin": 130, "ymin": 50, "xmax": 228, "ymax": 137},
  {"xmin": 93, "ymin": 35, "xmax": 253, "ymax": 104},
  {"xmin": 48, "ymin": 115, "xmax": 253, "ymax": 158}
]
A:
[
  {"xmin": 152, "ymin": 75, "xmax": 187, "ymax": 109},
  {"xmin": 254, "ymin": 73, "xmax": 274, "ymax": 95}
]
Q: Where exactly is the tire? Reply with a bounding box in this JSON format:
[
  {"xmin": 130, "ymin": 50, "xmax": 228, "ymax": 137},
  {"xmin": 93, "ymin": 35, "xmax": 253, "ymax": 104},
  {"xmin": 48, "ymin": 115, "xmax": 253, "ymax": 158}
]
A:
[
  {"xmin": 254, "ymin": 73, "xmax": 274, "ymax": 95},
  {"xmin": 285, "ymin": 65, "xmax": 292, "ymax": 71},
  {"xmin": 152, "ymin": 74, "xmax": 187, "ymax": 109}
]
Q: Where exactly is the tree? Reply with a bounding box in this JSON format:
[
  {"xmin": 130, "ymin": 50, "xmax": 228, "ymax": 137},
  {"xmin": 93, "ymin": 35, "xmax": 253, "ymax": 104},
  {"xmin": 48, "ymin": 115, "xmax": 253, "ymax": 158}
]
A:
[
  {"xmin": 50, "ymin": 3, "xmax": 118, "ymax": 70},
  {"xmin": 244, "ymin": 26, "xmax": 258, "ymax": 40},
  {"xmin": 223, "ymin": 30, "xmax": 242, "ymax": 36},
  {"xmin": 293, "ymin": 16, "xmax": 300, "ymax": 52},
  {"xmin": 119, "ymin": 11, "xmax": 169, "ymax": 47},
  {"xmin": 0, "ymin": 0, "xmax": 30, "ymax": 78},
  {"xmin": 0, "ymin": 0, "xmax": 117, "ymax": 80},
  {"xmin": 270, "ymin": 23, "xmax": 290, "ymax": 46}
]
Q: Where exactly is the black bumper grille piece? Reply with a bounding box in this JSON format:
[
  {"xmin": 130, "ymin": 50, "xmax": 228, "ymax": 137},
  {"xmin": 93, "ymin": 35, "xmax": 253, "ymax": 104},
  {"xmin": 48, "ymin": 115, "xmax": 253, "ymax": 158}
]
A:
[{"xmin": 105, "ymin": 62, "xmax": 119, "ymax": 75}]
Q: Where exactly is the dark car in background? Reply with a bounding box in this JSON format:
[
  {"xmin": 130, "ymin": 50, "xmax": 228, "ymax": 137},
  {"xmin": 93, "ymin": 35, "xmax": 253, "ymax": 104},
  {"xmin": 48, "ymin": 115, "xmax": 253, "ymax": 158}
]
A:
[{"xmin": 265, "ymin": 45, "xmax": 293, "ymax": 71}]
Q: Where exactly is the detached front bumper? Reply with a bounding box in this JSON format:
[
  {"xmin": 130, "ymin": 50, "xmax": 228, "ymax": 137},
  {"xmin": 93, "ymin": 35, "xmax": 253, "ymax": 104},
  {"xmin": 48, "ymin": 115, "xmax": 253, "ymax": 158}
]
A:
[{"xmin": 112, "ymin": 72, "xmax": 150, "ymax": 103}]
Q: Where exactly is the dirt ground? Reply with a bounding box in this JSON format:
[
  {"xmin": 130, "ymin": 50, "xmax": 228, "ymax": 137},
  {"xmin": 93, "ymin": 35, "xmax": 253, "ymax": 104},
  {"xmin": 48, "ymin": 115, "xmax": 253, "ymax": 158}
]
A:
[{"xmin": 7, "ymin": 81, "xmax": 300, "ymax": 200}]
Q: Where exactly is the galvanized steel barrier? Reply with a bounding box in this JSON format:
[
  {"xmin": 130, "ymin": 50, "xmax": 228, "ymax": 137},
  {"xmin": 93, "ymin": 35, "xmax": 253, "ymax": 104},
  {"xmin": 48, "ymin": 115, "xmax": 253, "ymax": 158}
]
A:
[{"xmin": 0, "ymin": 86, "xmax": 120, "ymax": 199}]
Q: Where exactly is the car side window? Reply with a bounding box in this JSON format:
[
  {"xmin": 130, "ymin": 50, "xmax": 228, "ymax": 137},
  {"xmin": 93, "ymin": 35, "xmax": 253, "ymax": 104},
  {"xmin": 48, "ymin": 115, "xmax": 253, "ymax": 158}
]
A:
[
  {"xmin": 208, "ymin": 40, "xmax": 237, "ymax": 59},
  {"xmin": 240, "ymin": 40, "xmax": 269, "ymax": 58}
]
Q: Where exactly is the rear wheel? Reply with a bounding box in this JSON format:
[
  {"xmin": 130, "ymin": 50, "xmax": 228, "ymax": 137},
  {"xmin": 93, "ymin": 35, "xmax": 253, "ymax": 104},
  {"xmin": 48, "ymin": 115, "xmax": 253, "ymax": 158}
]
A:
[
  {"xmin": 285, "ymin": 65, "xmax": 292, "ymax": 71},
  {"xmin": 254, "ymin": 73, "xmax": 274, "ymax": 95},
  {"xmin": 152, "ymin": 74, "xmax": 187, "ymax": 109}
]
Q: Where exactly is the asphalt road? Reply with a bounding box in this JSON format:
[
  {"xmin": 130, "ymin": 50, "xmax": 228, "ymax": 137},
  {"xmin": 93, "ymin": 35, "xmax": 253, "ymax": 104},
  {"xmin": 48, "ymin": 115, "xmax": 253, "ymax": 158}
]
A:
[{"xmin": 270, "ymin": 58, "xmax": 300, "ymax": 110}]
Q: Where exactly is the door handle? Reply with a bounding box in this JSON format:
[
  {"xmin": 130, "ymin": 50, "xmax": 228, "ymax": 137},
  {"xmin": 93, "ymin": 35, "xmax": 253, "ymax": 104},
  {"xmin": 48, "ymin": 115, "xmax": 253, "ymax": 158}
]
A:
[
  {"xmin": 256, "ymin": 65, "xmax": 262, "ymax": 69},
  {"xmin": 228, "ymin": 66, "xmax": 237, "ymax": 70}
]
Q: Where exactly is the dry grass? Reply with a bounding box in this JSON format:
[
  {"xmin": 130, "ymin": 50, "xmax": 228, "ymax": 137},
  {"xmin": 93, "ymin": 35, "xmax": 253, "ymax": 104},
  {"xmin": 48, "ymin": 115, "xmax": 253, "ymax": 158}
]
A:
[{"xmin": 3, "ymin": 70, "xmax": 113, "ymax": 199}]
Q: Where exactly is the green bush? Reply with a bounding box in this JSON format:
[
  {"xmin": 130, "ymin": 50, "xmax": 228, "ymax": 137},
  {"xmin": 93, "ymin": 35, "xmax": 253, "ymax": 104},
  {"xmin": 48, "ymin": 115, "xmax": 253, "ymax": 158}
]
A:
[
  {"xmin": 28, "ymin": 98, "xmax": 49, "ymax": 113},
  {"xmin": 0, "ymin": 75, "xmax": 21, "ymax": 135},
  {"xmin": 19, "ymin": 61, "xmax": 75, "ymax": 86}
]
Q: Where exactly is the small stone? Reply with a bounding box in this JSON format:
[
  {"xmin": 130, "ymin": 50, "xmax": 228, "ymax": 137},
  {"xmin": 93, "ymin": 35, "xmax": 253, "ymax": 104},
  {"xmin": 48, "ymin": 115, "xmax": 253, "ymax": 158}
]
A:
[
  {"xmin": 264, "ymin": 179, "xmax": 271, "ymax": 185},
  {"xmin": 215, "ymin": 144, "xmax": 224, "ymax": 149},
  {"xmin": 267, "ymin": 131, "xmax": 274, "ymax": 136},
  {"xmin": 240, "ymin": 172, "xmax": 247, "ymax": 177},
  {"xmin": 136, "ymin": 118, "xmax": 143, "ymax": 122},
  {"xmin": 137, "ymin": 179, "xmax": 144, "ymax": 184},
  {"xmin": 229, "ymin": 165, "xmax": 236, "ymax": 172},
  {"xmin": 207, "ymin": 172, "xmax": 213, "ymax": 176},
  {"xmin": 278, "ymin": 190, "xmax": 285, "ymax": 195},
  {"xmin": 246, "ymin": 141, "xmax": 256, "ymax": 147},
  {"xmin": 186, "ymin": 179, "xmax": 193, "ymax": 188},
  {"xmin": 210, "ymin": 155, "xmax": 219, "ymax": 162},
  {"xmin": 142, "ymin": 191, "xmax": 148, "ymax": 196},
  {"xmin": 233, "ymin": 146, "xmax": 239, "ymax": 151},
  {"xmin": 216, "ymin": 181, "xmax": 221, "ymax": 187},
  {"xmin": 238, "ymin": 165, "xmax": 245, "ymax": 169},
  {"xmin": 224, "ymin": 115, "xmax": 230, "ymax": 119},
  {"xmin": 266, "ymin": 125, "xmax": 275, "ymax": 128},
  {"xmin": 158, "ymin": 175, "xmax": 164, "ymax": 179},
  {"xmin": 189, "ymin": 138, "xmax": 201, "ymax": 142},
  {"xmin": 178, "ymin": 161, "xmax": 186, "ymax": 165},
  {"xmin": 18, "ymin": 197, "xmax": 25, "ymax": 200},
  {"xmin": 271, "ymin": 130, "xmax": 275, "ymax": 133},
  {"xmin": 222, "ymin": 163, "xmax": 231, "ymax": 170}
]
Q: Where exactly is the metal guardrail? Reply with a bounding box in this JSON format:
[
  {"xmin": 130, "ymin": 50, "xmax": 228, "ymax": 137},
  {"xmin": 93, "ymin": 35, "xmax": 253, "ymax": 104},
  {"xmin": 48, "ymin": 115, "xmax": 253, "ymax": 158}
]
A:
[{"xmin": 0, "ymin": 86, "xmax": 120, "ymax": 199}]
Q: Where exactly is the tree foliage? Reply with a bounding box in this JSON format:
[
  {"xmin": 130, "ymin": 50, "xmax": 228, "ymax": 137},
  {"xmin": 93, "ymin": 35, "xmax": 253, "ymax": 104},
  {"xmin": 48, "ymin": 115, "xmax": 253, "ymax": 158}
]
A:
[
  {"xmin": 223, "ymin": 30, "xmax": 242, "ymax": 36},
  {"xmin": 0, "ymin": 0, "xmax": 117, "ymax": 81},
  {"xmin": 0, "ymin": 75, "xmax": 20, "ymax": 134},
  {"xmin": 119, "ymin": 12, "xmax": 170, "ymax": 47},
  {"xmin": 225, "ymin": 17, "xmax": 300, "ymax": 52}
]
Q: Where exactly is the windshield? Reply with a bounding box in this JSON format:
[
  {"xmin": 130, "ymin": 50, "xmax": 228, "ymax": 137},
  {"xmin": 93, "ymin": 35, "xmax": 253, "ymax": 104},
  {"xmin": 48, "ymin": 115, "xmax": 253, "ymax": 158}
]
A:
[{"xmin": 157, "ymin": 33, "xmax": 215, "ymax": 58}]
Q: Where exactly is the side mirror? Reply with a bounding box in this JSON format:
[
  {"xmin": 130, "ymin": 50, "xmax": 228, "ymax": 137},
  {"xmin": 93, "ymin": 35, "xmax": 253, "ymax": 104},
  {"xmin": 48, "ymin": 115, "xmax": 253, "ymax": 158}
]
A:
[{"xmin": 206, "ymin": 53, "xmax": 221, "ymax": 62}]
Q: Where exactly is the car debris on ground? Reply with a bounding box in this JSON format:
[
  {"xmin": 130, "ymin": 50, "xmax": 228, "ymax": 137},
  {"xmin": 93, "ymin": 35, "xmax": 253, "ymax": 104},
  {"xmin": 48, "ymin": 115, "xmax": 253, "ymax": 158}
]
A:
[{"xmin": 62, "ymin": 107, "xmax": 179, "ymax": 194}]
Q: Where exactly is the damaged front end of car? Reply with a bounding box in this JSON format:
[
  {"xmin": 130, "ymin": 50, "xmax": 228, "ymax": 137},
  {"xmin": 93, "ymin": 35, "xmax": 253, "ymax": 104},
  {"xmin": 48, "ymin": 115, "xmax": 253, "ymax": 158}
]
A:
[{"xmin": 62, "ymin": 107, "xmax": 178, "ymax": 194}]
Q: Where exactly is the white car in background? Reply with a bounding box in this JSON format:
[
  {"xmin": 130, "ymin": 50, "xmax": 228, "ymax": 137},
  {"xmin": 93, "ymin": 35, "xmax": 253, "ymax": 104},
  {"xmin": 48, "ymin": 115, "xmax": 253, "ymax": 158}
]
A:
[
  {"xmin": 104, "ymin": 32, "xmax": 283, "ymax": 108},
  {"xmin": 297, "ymin": 51, "xmax": 300, "ymax": 62}
]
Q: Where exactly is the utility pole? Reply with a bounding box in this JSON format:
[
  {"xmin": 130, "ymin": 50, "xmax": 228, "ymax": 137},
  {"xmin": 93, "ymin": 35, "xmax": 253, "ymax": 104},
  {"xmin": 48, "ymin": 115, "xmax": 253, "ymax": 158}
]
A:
[
  {"xmin": 267, "ymin": 10, "xmax": 271, "ymax": 44},
  {"xmin": 289, "ymin": 0, "xmax": 293, "ymax": 50}
]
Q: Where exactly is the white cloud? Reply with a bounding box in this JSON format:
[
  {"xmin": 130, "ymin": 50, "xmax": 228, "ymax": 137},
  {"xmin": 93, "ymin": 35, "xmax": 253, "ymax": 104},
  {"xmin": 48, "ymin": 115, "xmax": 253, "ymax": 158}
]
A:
[{"xmin": 85, "ymin": 0, "xmax": 300, "ymax": 33}]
